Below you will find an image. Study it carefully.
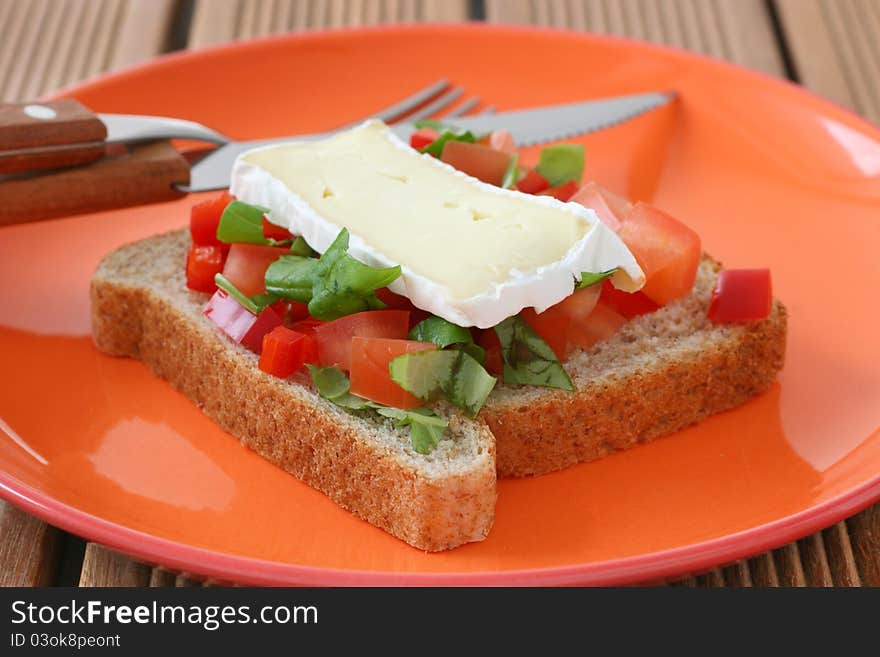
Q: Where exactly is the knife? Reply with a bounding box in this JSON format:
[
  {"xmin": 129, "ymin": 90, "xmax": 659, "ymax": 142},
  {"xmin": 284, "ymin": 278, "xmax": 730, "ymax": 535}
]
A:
[{"xmin": 0, "ymin": 91, "xmax": 674, "ymax": 225}]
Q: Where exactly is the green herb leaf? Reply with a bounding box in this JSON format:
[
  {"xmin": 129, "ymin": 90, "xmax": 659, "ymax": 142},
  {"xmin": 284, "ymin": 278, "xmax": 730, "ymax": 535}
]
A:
[
  {"xmin": 214, "ymin": 274, "xmax": 259, "ymax": 314},
  {"xmin": 459, "ymin": 342, "xmax": 486, "ymax": 366},
  {"xmin": 307, "ymin": 229, "xmax": 402, "ymax": 320},
  {"xmin": 216, "ymin": 200, "xmax": 271, "ymax": 245},
  {"xmin": 389, "ymin": 349, "xmax": 496, "ymax": 418},
  {"xmin": 420, "ymin": 129, "xmax": 479, "ymax": 157},
  {"xmin": 576, "ymin": 268, "xmax": 617, "ymax": 289},
  {"xmin": 408, "ymin": 316, "xmax": 474, "ymax": 348},
  {"xmin": 501, "ymin": 153, "xmax": 521, "ymax": 189},
  {"xmin": 494, "ymin": 315, "xmax": 574, "ymax": 391},
  {"xmin": 265, "ymin": 256, "xmax": 318, "ymax": 303},
  {"xmin": 535, "ymin": 144, "xmax": 585, "ymax": 187},
  {"xmin": 290, "ymin": 236, "xmax": 317, "ymax": 257}
]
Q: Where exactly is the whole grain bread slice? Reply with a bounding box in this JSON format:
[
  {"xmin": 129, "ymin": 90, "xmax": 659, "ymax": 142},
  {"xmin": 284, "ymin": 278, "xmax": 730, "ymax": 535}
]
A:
[
  {"xmin": 483, "ymin": 258, "xmax": 787, "ymax": 476},
  {"xmin": 90, "ymin": 229, "xmax": 496, "ymax": 552}
]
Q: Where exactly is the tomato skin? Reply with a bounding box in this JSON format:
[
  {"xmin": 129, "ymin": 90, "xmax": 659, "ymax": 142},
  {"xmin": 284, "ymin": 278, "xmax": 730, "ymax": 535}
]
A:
[
  {"xmin": 480, "ymin": 330, "xmax": 503, "ymax": 377},
  {"xmin": 259, "ymin": 326, "xmax": 318, "ymax": 378},
  {"xmin": 410, "ymin": 128, "xmax": 439, "ymax": 150},
  {"xmin": 488, "ymin": 129, "xmax": 516, "ymax": 154},
  {"xmin": 221, "ymin": 243, "xmax": 288, "ymax": 297},
  {"xmin": 522, "ymin": 284, "xmax": 603, "ymax": 359},
  {"xmin": 566, "ymin": 302, "xmax": 627, "ymax": 351},
  {"xmin": 375, "ymin": 287, "xmax": 415, "ymax": 311},
  {"xmin": 261, "ymin": 216, "xmax": 293, "ymax": 241},
  {"xmin": 288, "ymin": 301, "xmax": 311, "ymax": 322},
  {"xmin": 191, "ymin": 191, "xmax": 234, "ymax": 246},
  {"xmin": 537, "ymin": 179, "xmax": 579, "ymax": 202},
  {"xmin": 290, "ymin": 318, "xmax": 324, "ymax": 336},
  {"xmin": 203, "ymin": 290, "xmax": 282, "ymax": 353},
  {"xmin": 516, "ymin": 168, "xmax": 550, "ymax": 194},
  {"xmin": 350, "ymin": 338, "xmax": 437, "ymax": 408},
  {"xmin": 599, "ymin": 279, "xmax": 660, "ymax": 319},
  {"xmin": 185, "ymin": 244, "xmax": 227, "ymax": 293},
  {"xmin": 440, "ymin": 140, "xmax": 512, "ymax": 186},
  {"xmin": 312, "ymin": 310, "xmax": 410, "ymax": 371},
  {"xmin": 708, "ymin": 269, "xmax": 772, "ymax": 323},
  {"xmin": 569, "ymin": 182, "xmax": 630, "ymax": 231},
  {"xmin": 617, "ymin": 202, "xmax": 701, "ymax": 306}
]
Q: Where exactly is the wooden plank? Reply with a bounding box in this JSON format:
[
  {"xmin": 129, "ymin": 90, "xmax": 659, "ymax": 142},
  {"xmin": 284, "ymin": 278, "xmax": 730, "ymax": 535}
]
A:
[
  {"xmin": 485, "ymin": 0, "xmax": 786, "ymax": 76},
  {"xmin": 821, "ymin": 522, "xmax": 862, "ymax": 586},
  {"xmin": 79, "ymin": 544, "xmax": 151, "ymax": 586},
  {"xmin": 109, "ymin": 0, "xmax": 179, "ymax": 70},
  {"xmin": 748, "ymin": 552, "xmax": 780, "ymax": 587},
  {"xmin": 188, "ymin": 0, "xmax": 469, "ymax": 48},
  {"xmin": 847, "ymin": 505, "xmax": 880, "ymax": 586},
  {"xmin": 0, "ymin": 503, "xmax": 60, "ymax": 586}
]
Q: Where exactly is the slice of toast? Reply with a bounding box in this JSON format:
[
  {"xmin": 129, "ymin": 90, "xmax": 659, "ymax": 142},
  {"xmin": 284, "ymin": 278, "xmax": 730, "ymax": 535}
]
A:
[
  {"xmin": 482, "ymin": 258, "xmax": 787, "ymax": 476},
  {"xmin": 90, "ymin": 230, "xmax": 496, "ymax": 552}
]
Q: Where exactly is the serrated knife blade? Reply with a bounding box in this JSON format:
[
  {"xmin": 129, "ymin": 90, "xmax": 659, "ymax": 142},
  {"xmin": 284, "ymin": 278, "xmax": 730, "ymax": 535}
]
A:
[{"xmin": 181, "ymin": 91, "xmax": 675, "ymax": 193}]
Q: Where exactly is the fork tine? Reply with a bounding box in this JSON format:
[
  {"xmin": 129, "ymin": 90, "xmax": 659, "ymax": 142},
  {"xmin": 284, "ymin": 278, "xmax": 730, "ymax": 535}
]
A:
[
  {"xmin": 444, "ymin": 96, "xmax": 480, "ymax": 118},
  {"xmin": 406, "ymin": 88, "xmax": 464, "ymax": 121},
  {"xmin": 373, "ymin": 79, "xmax": 449, "ymax": 123}
]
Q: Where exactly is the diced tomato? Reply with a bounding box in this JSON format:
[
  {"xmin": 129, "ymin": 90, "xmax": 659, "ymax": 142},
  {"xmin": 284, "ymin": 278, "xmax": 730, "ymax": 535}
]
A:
[
  {"xmin": 375, "ymin": 286, "xmax": 415, "ymax": 311},
  {"xmin": 312, "ymin": 310, "xmax": 410, "ymax": 371},
  {"xmin": 523, "ymin": 284, "xmax": 602, "ymax": 359},
  {"xmin": 516, "ymin": 168, "xmax": 550, "ymax": 194},
  {"xmin": 440, "ymin": 140, "xmax": 512, "ymax": 186},
  {"xmin": 269, "ymin": 299, "xmax": 289, "ymax": 319},
  {"xmin": 290, "ymin": 317, "xmax": 324, "ymax": 336},
  {"xmin": 221, "ymin": 243, "xmax": 288, "ymax": 298},
  {"xmin": 262, "ymin": 216, "xmax": 293, "ymax": 241},
  {"xmin": 537, "ymin": 179, "xmax": 579, "ymax": 202},
  {"xmin": 600, "ymin": 279, "xmax": 660, "ymax": 319},
  {"xmin": 288, "ymin": 301, "xmax": 311, "ymax": 322},
  {"xmin": 410, "ymin": 128, "xmax": 439, "ymax": 150},
  {"xmin": 203, "ymin": 289, "xmax": 282, "ymax": 353},
  {"xmin": 708, "ymin": 269, "xmax": 772, "ymax": 323},
  {"xmin": 349, "ymin": 337, "xmax": 437, "ymax": 409},
  {"xmin": 566, "ymin": 302, "xmax": 627, "ymax": 351},
  {"xmin": 185, "ymin": 244, "xmax": 227, "ymax": 293},
  {"xmin": 258, "ymin": 326, "xmax": 318, "ymax": 378},
  {"xmin": 190, "ymin": 191, "xmax": 234, "ymax": 246},
  {"xmin": 478, "ymin": 329, "xmax": 503, "ymax": 376},
  {"xmin": 617, "ymin": 202, "xmax": 701, "ymax": 306},
  {"xmin": 488, "ymin": 129, "xmax": 516, "ymax": 155},
  {"xmin": 569, "ymin": 182, "xmax": 631, "ymax": 231}
]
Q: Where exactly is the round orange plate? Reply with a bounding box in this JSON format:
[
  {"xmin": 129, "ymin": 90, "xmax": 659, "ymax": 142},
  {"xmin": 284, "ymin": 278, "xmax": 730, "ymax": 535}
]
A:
[{"xmin": 2, "ymin": 25, "xmax": 880, "ymax": 586}]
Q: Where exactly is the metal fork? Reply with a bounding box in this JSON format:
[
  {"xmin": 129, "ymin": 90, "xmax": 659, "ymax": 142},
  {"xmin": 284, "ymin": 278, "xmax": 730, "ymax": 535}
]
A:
[{"xmin": 98, "ymin": 79, "xmax": 481, "ymax": 146}]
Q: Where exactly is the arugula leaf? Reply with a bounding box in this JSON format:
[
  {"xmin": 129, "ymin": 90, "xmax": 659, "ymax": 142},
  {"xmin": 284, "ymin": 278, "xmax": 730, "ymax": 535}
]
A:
[
  {"xmin": 216, "ymin": 200, "xmax": 271, "ymax": 245},
  {"xmin": 307, "ymin": 229, "xmax": 402, "ymax": 320},
  {"xmin": 376, "ymin": 407, "xmax": 448, "ymax": 455},
  {"xmin": 576, "ymin": 268, "xmax": 617, "ymax": 289},
  {"xmin": 535, "ymin": 144, "xmax": 585, "ymax": 187},
  {"xmin": 389, "ymin": 349, "xmax": 496, "ymax": 418},
  {"xmin": 493, "ymin": 315, "xmax": 574, "ymax": 391},
  {"xmin": 290, "ymin": 236, "xmax": 317, "ymax": 257},
  {"xmin": 501, "ymin": 153, "xmax": 521, "ymax": 189},
  {"xmin": 420, "ymin": 129, "xmax": 478, "ymax": 157},
  {"xmin": 265, "ymin": 256, "xmax": 318, "ymax": 303},
  {"xmin": 459, "ymin": 342, "xmax": 487, "ymax": 366},
  {"xmin": 307, "ymin": 365, "xmax": 448, "ymax": 453},
  {"xmin": 408, "ymin": 316, "xmax": 473, "ymax": 348}
]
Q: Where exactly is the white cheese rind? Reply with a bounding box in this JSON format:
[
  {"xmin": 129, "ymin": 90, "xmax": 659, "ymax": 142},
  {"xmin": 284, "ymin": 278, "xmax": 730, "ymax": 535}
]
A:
[{"xmin": 230, "ymin": 120, "xmax": 644, "ymax": 328}]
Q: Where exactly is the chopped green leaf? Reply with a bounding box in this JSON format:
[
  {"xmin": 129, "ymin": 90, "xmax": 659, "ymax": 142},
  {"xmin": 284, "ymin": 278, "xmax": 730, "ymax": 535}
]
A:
[
  {"xmin": 214, "ymin": 273, "xmax": 259, "ymax": 314},
  {"xmin": 535, "ymin": 144, "xmax": 585, "ymax": 187},
  {"xmin": 307, "ymin": 229, "xmax": 402, "ymax": 320},
  {"xmin": 265, "ymin": 256, "xmax": 318, "ymax": 304},
  {"xmin": 290, "ymin": 236, "xmax": 317, "ymax": 257},
  {"xmin": 501, "ymin": 153, "xmax": 521, "ymax": 189},
  {"xmin": 216, "ymin": 200, "xmax": 271, "ymax": 245},
  {"xmin": 389, "ymin": 349, "xmax": 496, "ymax": 418},
  {"xmin": 459, "ymin": 342, "xmax": 486, "ymax": 366},
  {"xmin": 494, "ymin": 315, "xmax": 574, "ymax": 391},
  {"xmin": 576, "ymin": 268, "xmax": 617, "ymax": 289},
  {"xmin": 420, "ymin": 129, "xmax": 478, "ymax": 157},
  {"xmin": 408, "ymin": 316, "xmax": 474, "ymax": 348},
  {"xmin": 306, "ymin": 364, "xmax": 351, "ymax": 400},
  {"xmin": 249, "ymin": 292, "xmax": 281, "ymax": 312}
]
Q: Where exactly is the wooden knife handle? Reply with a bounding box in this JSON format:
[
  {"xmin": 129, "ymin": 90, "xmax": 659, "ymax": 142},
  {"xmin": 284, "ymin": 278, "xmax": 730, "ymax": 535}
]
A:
[
  {"xmin": 0, "ymin": 99, "xmax": 108, "ymax": 173},
  {"xmin": 0, "ymin": 141, "xmax": 190, "ymax": 226}
]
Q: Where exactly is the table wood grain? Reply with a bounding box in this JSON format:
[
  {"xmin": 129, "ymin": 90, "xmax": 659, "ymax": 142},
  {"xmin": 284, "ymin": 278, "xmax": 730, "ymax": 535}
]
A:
[{"xmin": 0, "ymin": 0, "xmax": 878, "ymax": 587}]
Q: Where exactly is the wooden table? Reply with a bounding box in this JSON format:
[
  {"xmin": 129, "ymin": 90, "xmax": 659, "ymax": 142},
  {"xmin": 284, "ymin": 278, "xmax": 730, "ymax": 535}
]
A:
[{"xmin": 1, "ymin": 0, "xmax": 878, "ymax": 587}]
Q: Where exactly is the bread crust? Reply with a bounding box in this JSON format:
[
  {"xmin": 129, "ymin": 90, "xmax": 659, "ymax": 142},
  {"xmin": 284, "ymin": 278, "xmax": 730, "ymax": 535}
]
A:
[{"xmin": 90, "ymin": 231, "xmax": 496, "ymax": 552}]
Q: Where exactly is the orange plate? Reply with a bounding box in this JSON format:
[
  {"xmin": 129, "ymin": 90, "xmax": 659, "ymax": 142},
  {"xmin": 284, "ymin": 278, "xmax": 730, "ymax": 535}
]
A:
[{"xmin": 2, "ymin": 25, "xmax": 880, "ymax": 586}]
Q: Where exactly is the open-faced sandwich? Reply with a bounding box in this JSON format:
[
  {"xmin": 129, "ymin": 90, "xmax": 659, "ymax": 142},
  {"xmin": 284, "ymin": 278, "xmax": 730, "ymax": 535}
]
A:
[{"xmin": 90, "ymin": 119, "xmax": 786, "ymax": 551}]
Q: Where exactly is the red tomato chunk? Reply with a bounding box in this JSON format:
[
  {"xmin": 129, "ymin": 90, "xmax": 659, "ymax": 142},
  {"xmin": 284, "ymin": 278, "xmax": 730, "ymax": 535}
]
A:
[
  {"xmin": 410, "ymin": 128, "xmax": 439, "ymax": 150},
  {"xmin": 190, "ymin": 191, "xmax": 234, "ymax": 246},
  {"xmin": 708, "ymin": 269, "xmax": 772, "ymax": 323},
  {"xmin": 516, "ymin": 168, "xmax": 550, "ymax": 194},
  {"xmin": 221, "ymin": 243, "xmax": 289, "ymax": 297},
  {"xmin": 185, "ymin": 244, "xmax": 227, "ymax": 293},
  {"xmin": 313, "ymin": 310, "xmax": 410, "ymax": 371},
  {"xmin": 440, "ymin": 140, "xmax": 511, "ymax": 186},
  {"xmin": 203, "ymin": 290, "xmax": 282, "ymax": 353},
  {"xmin": 350, "ymin": 337, "xmax": 437, "ymax": 409},
  {"xmin": 569, "ymin": 182, "xmax": 629, "ymax": 231},
  {"xmin": 600, "ymin": 279, "xmax": 660, "ymax": 319},
  {"xmin": 259, "ymin": 326, "xmax": 318, "ymax": 378},
  {"xmin": 537, "ymin": 180, "xmax": 579, "ymax": 202},
  {"xmin": 262, "ymin": 216, "xmax": 293, "ymax": 241}
]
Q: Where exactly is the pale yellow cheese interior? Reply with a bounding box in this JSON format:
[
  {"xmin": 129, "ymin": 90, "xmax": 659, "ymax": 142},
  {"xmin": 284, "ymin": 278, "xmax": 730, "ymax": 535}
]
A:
[{"xmin": 243, "ymin": 121, "xmax": 590, "ymax": 300}]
